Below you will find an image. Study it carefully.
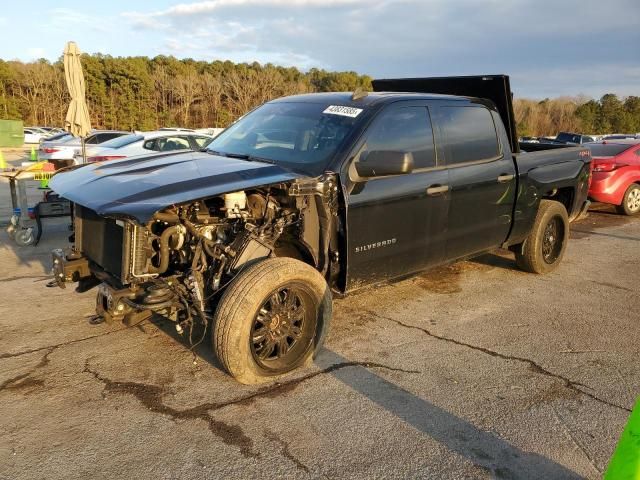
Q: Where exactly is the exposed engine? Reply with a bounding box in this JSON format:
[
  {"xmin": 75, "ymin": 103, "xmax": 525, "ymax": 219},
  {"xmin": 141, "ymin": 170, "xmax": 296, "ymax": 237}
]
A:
[{"xmin": 52, "ymin": 175, "xmax": 340, "ymax": 341}]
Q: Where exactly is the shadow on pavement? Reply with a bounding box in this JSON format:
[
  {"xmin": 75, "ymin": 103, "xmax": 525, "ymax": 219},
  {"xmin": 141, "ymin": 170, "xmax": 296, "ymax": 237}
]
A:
[
  {"xmin": 317, "ymin": 350, "xmax": 582, "ymax": 480},
  {"xmin": 470, "ymin": 251, "xmax": 520, "ymax": 272},
  {"xmin": 147, "ymin": 316, "xmax": 582, "ymax": 480},
  {"xmin": 0, "ymin": 220, "xmax": 69, "ymax": 275}
]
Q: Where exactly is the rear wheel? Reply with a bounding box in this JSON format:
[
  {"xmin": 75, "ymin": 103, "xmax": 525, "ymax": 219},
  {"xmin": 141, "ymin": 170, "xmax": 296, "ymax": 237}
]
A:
[
  {"xmin": 615, "ymin": 184, "xmax": 640, "ymax": 216},
  {"xmin": 212, "ymin": 257, "xmax": 332, "ymax": 384},
  {"xmin": 515, "ymin": 200, "xmax": 569, "ymax": 274}
]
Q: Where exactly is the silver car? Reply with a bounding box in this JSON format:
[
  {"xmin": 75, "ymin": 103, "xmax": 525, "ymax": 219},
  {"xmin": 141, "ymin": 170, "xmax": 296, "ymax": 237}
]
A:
[
  {"xmin": 73, "ymin": 131, "xmax": 215, "ymax": 165},
  {"xmin": 38, "ymin": 130, "xmax": 129, "ymax": 164}
]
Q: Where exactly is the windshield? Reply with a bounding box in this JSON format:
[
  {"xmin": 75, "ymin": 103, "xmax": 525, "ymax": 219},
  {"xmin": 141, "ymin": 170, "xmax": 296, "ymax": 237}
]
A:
[
  {"xmin": 206, "ymin": 102, "xmax": 362, "ymax": 171},
  {"xmin": 100, "ymin": 134, "xmax": 144, "ymax": 149},
  {"xmin": 556, "ymin": 132, "xmax": 581, "ymax": 143},
  {"xmin": 586, "ymin": 143, "xmax": 634, "ymax": 157}
]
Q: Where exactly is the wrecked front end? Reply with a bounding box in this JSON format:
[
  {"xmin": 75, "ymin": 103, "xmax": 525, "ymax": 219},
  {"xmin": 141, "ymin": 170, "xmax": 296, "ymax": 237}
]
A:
[{"xmin": 52, "ymin": 175, "xmax": 341, "ymax": 331}]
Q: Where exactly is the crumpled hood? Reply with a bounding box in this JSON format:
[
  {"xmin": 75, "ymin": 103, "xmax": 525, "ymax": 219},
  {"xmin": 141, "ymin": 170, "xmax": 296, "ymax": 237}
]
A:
[{"xmin": 49, "ymin": 150, "xmax": 303, "ymax": 224}]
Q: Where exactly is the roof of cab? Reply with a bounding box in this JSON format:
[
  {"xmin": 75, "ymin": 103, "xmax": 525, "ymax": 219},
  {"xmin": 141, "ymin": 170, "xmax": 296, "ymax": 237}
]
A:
[{"xmin": 269, "ymin": 91, "xmax": 471, "ymax": 108}]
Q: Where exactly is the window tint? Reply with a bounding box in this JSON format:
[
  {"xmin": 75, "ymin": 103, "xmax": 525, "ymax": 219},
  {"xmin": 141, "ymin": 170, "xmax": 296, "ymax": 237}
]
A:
[
  {"xmin": 85, "ymin": 134, "xmax": 99, "ymax": 144},
  {"xmin": 99, "ymin": 134, "xmax": 143, "ymax": 149},
  {"xmin": 361, "ymin": 106, "xmax": 435, "ymax": 168},
  {"xmin": 97, "ymin": 133, "xmax": 123, "ymax": 143},
  {"xmin": 157, "ymin": 136, "xmax": 191, "ymax": 152},
  {"xmin": 440, "ymin": 106, "xmax": 500, "ymax": 164},
  {"xmin": 143, "ymin": 139, "xmax": 158, "ymax": 151}
]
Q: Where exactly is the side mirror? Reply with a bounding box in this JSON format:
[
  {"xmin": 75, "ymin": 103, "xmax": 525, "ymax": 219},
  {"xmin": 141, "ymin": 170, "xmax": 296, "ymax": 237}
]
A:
[{"xmin": 355, "ymin": 150, "xmax": 414, "ymax": 178}]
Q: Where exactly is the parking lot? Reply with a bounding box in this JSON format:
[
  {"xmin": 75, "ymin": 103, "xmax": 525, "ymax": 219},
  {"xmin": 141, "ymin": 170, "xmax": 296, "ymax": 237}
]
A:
[{"xmin": 0, "ymin": 160, "xmax": 638, "ymax": 479}]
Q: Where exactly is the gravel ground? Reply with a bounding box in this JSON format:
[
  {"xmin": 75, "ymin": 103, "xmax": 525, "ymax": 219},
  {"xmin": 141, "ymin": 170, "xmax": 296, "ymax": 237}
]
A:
[{"xmin": 0, "ymin": 178, "xmax": 637, "ymax": 479}]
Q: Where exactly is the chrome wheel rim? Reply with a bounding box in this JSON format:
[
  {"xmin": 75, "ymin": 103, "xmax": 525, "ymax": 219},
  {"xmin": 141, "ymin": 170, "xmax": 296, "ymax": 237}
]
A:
[{"xmin": 626, "ymin": 188, "xmax": 640, "ymax": 212}]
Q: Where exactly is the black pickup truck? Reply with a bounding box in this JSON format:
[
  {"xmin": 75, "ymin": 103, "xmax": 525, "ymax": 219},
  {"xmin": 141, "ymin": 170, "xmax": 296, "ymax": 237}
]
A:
[{"xmin": 49, "ymin": 75, "xmax": 591, "ymax": 384}]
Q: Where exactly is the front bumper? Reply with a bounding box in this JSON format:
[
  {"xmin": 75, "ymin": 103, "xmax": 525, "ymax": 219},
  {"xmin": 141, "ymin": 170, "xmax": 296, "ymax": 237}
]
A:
[{"xmin": 51, "ymin": 248, "xmax": 180, "ymax": 323}]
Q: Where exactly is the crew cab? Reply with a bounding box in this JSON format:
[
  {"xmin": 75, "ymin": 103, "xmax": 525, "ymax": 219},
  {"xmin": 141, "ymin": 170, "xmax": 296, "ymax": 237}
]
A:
[{"xmin": 49, "ymin": 75, "xmax": 591, "ymax": 384}]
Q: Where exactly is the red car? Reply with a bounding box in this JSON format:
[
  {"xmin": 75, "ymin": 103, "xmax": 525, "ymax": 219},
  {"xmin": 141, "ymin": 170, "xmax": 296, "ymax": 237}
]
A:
[{"xmin": 587, "ymin": 141, "xmax": 640, "ymax": 215}]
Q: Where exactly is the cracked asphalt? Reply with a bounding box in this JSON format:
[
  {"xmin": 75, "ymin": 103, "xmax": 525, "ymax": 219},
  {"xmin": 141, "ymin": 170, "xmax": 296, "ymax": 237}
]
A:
[{"xmin": 0, "ymin": 181, "xmax": 638, "ymax": 478}]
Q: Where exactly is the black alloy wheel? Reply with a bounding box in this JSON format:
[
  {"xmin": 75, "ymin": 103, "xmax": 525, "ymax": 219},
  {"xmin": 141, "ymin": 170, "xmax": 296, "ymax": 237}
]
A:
[
  {"xmin": 541, "ymin": 216, "xmax": 564, "ymax": 264},
  {"xmin": 250, "ymin": 283, "xmax": 316, "ymax": 373}
]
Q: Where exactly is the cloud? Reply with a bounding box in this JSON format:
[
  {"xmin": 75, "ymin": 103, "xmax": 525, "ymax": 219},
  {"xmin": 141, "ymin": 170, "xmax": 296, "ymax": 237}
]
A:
[{"xmin": 122, "ymin": 0, "xmax": 640, "ymax": 97}]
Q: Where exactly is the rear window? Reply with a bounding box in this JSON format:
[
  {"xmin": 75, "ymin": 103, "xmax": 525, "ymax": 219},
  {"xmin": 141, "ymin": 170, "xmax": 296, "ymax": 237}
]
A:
[
  {"xmin": 586, "ymin": 143, "xmax": 633, "ymax": 157},
  {"xmin": 99, "ymin": 134, "xmax": 144, "ymax": 149},
  {"xmin": 440, "ymin": 106, "xmax": 500, "ymax": 164}
]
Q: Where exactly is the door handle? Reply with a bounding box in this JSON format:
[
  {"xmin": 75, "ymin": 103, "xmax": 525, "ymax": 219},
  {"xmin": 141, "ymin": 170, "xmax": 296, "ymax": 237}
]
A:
[
  {"xmin": 497, "ymin": 174, "xmax": 515, "ymax": 183},
  {"xmin": 426, "ymin": 185, "xmax": 449, "ymax": 196}
]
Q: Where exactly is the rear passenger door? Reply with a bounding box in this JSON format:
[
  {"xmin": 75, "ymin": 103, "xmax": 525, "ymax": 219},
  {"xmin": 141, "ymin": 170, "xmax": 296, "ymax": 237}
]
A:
[
  {"xmin": 345, "ymin": 103, "xmax": 449, "ymax": 289},
  {"xmin": 434, "ymin": 103, "xmax": 516, "ymax": 260}
]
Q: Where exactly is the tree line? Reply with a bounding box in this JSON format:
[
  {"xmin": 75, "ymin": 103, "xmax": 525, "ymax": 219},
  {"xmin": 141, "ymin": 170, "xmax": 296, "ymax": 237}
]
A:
[
  {"xmin": 514, "ymin": 95, "xmax": 640, "ymax": 137},
  {"xmin": 0, "ymin": 54, "xmax": 638, "ymax": 136},
  {"xmin": 0, "ymin": 55, "xmax": 371, "ymax": 131}
]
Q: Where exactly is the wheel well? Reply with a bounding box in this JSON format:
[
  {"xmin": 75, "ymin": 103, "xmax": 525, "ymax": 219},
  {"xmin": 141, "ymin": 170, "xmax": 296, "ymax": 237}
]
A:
[
  {"xmin": 273, "ymin": 239, "xmax": 316, "ymax": 267},
  {"xmin": 543, "ymin": 187, "xmax": 574, "ymax": 213}
]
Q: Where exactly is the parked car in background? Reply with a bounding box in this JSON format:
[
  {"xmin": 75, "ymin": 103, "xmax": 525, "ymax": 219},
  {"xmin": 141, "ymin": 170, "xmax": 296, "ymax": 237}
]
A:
[
  {"xmin": 23, "ymin": 128, "xmax": 46, "ymax": 144},
  {"xmin": 196, "ymin": 127, "xmax": 225, "ymax": 137},
  {"xmin": 36, "ymin": 126, "xmax": 65, "ymax": 135},
  {"xmin": 158, "ymin": 127, "xmax": 196, "ymax": 132},
  {"xmin": 74, "ymin": 131, "xmax": 215, "ymax": 164},
  {"xmin": 554, "ymin": 132, "xmax": 596, "ymax": 145},
  {"xmin": 587, "ymin": 140, "xmax": 640, "ymax": 215},
  {"xmin": 39, "ymin": 130, "xmax": 129, "ymax": 167},
  {"xmin": 41, "ymin": 131, "xmax": 72, "ymax": 143},
  {"xmin": 603, "ymin": 134, "xmax": 639, "ymax": 141}
]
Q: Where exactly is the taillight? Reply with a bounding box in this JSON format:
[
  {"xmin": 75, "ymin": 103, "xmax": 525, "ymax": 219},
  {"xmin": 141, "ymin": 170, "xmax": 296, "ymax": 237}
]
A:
[
  {"xmin": 592, "ymin": 161, "xmax": 628, "ymax": 172},
  {"xmin": 41, "ymin": 148, "xmax": 58, "ymax": 154},
  {"xmin": 87, "ymin": 155, "xmax": 126, "ymax": 163}
]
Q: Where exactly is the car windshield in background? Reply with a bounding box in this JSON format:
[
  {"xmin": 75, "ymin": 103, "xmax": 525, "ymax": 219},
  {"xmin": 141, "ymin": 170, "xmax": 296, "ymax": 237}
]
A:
[
  {"xmin": 206, "ymin": 102, "xmax": 362, "ymax": 171},
  {"xmin": 47, "ymin": 132, "xmax": 71, "ymax": 142},
  {"xmin": 100, "ymin": 134, "xmax": 144, "ymax": 149},
  {"xmin": 586, "ymin": 143, "xmax": 633, "ymax": 157},
  {"xmin": 556, "ymin": 133, "xmax": 581, "ymax": 143}
]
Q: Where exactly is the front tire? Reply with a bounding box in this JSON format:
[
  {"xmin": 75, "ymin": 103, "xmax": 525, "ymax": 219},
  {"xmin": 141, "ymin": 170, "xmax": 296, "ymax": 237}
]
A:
[
  {"xmin": 212, "ymin": 257, "xmax": 332, "ymax": 384},
  {"xmin": 515, "ymin": 200, "xmax": 569, "ymax": 274},
  {"xmin": 615, "ymin": 184, "xmax": 640, "ymax": 216}
]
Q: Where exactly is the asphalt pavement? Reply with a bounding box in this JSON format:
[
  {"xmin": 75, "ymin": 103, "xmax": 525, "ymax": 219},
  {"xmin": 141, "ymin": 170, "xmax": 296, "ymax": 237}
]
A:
[{"xmin": 0, "ymin": 172, "xmax": 637, "ymax": 479}]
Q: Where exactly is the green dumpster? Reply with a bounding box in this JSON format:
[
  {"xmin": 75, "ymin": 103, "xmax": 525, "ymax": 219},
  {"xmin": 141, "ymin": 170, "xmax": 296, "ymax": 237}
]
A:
[{"xmin": 0, "ymin": 119, "xmax": 24, "ymax": 147}]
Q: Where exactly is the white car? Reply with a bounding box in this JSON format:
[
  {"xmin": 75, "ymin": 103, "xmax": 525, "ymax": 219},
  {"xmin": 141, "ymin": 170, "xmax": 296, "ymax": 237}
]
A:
[
  {"xmin": 23, "ymin": 128, "xmax": 46, "ymax": 144},
  {"xmin": 74, "ymin": 131, "xmax": 215, "ymax": 165},
  {"xmin": 39, "ymin": 130, "xmax": 128, "ymax": 162}
]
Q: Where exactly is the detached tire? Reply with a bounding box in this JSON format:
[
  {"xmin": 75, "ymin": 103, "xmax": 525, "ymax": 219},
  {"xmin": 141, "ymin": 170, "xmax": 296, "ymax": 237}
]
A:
[
  {"xmin": 615, "ymin": 184, "xmax": 640, "ymax": 216},
  {"xmin": 515, "ymin": 200, "xmax": 569, "ymax": 274},
  {"xmin": 212, "ymin": 257, "xmax": 332, "ymax": 384}
]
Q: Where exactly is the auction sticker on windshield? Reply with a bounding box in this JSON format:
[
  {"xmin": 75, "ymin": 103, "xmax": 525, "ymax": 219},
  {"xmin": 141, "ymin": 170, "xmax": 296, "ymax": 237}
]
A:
[{"xmin": 323, "ymin": 105, "xmax": 363, "ymax": 118}]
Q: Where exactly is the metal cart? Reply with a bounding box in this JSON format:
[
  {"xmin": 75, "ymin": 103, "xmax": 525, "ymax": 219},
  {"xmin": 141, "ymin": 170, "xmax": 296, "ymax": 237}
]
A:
[{"xmin": 2, "ymin": 168, "xmax": 71, "ymax": 246}]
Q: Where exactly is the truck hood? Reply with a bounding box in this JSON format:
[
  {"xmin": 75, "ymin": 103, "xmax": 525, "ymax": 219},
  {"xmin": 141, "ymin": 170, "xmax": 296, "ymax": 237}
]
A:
[{"xmin": 49, "ymin": 150, "xmax": 304, "ymax": 224}]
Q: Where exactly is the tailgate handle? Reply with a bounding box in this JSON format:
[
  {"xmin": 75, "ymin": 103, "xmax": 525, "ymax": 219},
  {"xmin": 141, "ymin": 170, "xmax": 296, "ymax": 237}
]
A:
[
  {"xmin": 426, "ymin": 184, "xmax": 449, "ymax": 196},
  {"xmin": 497, "ymin": 174, "xmax": 515, "ymax": 183}
]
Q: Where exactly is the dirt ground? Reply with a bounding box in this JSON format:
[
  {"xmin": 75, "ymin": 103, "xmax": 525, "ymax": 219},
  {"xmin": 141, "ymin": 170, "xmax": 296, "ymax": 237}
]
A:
[{"xmin": 0, "ymin": 163, "xmax": 638, "ymax": 479}]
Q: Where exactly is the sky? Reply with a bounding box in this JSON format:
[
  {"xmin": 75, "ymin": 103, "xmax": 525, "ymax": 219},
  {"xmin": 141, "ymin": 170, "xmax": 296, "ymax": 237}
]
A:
[{"xmin": 1, "ymin": 0, "xmax": 638, "ymax": 99}]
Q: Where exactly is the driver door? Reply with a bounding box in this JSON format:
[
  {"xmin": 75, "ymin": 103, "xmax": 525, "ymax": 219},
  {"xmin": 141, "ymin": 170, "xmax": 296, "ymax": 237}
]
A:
[{"xmin": 344, "ymin": 104, "xmax": 449, "ymax": 290}]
